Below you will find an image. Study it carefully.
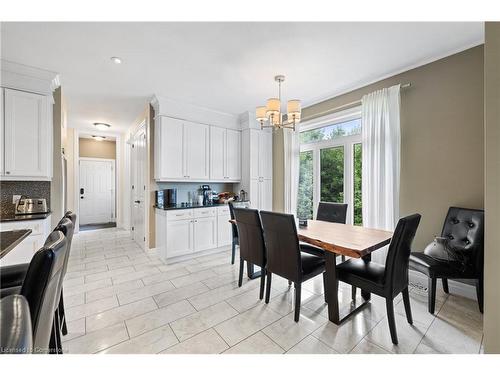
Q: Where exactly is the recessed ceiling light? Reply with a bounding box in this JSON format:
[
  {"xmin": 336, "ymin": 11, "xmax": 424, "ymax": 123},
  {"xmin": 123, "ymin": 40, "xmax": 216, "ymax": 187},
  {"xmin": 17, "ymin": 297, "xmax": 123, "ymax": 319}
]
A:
[
  {"xmin": 92, "ymin": 135, "xmax": 106, "ymax": 141},
  {"xmin": 93, "ymin": 122, "xmax": 111, "ymax": 131},
  {"xmin": 110, "ymin": 56, "xmax": 122, "ymax": 64}
]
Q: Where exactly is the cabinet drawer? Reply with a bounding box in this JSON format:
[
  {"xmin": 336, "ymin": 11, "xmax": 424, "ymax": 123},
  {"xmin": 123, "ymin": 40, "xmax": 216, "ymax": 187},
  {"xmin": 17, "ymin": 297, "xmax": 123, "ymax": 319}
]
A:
[
  {"xmin": 217, "ymin": 206, "xmax": 230, "ymax": 216},
  {"xmin": 194, "ymin": 208, "xmax": 217, "ymax": 218},
  {"xmin": 166, "ymin": 210, "xmax": 193, "ymax": 221}
]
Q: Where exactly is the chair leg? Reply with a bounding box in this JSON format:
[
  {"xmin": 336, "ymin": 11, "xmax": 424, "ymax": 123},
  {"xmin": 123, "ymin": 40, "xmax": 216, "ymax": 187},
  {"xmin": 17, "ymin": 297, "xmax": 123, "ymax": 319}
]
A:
[
  {"xmin": 322, "ymin": 272, "xmax": 328, "ymax": 303},
  {"xmin": 402, "ymin": 287, "xmax": 413, "ymax": 324},
  {"xmin": 259, "ymin": 269, "xmax": 266, "ymax": 300},
  {"xmin": 351, "ymin": 286, "xmax": 357, "ymax": 301},
  {"xmin": 238, "ymin": 258, "xmax": 244, "ymax": 287},
  {"xmin": 265, "ymin": 272, "xmax": 272, "ymax": 303},
  {"xmin": 59, "ymin": 292, "xmax": 68, "ymax": 336},
  {"xmin": 385, "ymin": 298, "xmax": 398, "ymax": 345},
  {"xmin": 231, "ymin": 240, "xmax": 236, "ymax": 265},
  {"xmin": 476, "ymin": 276, "xmax": 484, "ymax": 314},
  {"xmin": 442, "ymin": 278, "xmax": 449, "ymax": 294},
  {"xmin": 294, "ymin": 283, "xmax": 302, "ymax": 322},
  {"xmin": 341, "ymin": 255, "xmax": 346, "ymax": 262},
  {"xmin": 428, "ymin": 277, "xmax": 437, "ymax": 314}
]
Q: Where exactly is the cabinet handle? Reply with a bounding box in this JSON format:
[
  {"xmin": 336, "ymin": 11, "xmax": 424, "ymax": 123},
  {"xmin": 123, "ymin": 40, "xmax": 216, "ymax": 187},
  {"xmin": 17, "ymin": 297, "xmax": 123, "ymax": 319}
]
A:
[{"xmin": 5, "ymin": 171, "xmax": 10, "ymax": 175}]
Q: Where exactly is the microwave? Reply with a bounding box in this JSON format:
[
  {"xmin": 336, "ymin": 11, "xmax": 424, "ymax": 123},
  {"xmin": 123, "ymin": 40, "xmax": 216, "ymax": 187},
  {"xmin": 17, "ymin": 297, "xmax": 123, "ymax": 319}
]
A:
[{"xmin": 155, "ymin": 189, "xmax": 177, "ymax": 209}]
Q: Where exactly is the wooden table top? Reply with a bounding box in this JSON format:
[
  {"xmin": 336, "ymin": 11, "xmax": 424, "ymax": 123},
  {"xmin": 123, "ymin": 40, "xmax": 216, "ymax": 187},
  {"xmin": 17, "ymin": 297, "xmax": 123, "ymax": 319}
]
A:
[{"xmin": 297, "ymin": 220, "xmax": 393, "ymax": 258}]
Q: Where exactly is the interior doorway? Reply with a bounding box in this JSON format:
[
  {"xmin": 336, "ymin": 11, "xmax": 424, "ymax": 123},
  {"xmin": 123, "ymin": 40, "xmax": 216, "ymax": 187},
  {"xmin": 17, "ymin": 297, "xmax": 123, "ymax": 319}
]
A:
[
  {"xmin": 130, "ymin": 123, "xmax": 147, "ymax": 248},
  {"xmin": 77, "ymin": 135, "xmax": 117, "ymax": 231}
]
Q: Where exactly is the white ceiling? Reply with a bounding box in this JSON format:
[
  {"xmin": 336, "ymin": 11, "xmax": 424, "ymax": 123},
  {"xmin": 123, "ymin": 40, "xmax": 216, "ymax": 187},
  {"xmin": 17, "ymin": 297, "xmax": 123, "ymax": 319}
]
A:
[{"xmin": 1, "ymin": 22, "xmax": 484, "ymax": 133}]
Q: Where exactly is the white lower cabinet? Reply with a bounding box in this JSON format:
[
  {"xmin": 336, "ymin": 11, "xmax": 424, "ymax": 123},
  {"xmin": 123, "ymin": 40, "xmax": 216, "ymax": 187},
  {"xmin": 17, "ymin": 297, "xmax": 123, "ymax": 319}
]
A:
[
  {"xmin": 0, "ymin": 216, "xmax": 51, "ymax": 266},
  {"xmin": 157, "ymin": 206, "xmax": 229, "ymax": 260}
]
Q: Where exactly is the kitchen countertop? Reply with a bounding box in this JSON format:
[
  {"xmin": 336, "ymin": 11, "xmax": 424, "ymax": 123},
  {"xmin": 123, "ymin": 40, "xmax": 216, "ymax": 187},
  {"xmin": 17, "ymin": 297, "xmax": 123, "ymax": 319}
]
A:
[
  {"xmin": 154, "ymin": 201, "xmax": 249, "ymax": 211},
  {"xmin": 0, "ymin": 212, "xmax": 52, "ymax": 223},
  {"xmin": 0, "ymin": 229, "xmax": 32, "ymax": 259}
]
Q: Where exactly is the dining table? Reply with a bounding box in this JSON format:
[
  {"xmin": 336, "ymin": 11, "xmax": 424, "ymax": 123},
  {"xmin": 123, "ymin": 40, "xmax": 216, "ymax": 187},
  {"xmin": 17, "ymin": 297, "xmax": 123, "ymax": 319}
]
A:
[{"xmin": 297, "ymin": 220, "xmax": 393, "ymax": 324}]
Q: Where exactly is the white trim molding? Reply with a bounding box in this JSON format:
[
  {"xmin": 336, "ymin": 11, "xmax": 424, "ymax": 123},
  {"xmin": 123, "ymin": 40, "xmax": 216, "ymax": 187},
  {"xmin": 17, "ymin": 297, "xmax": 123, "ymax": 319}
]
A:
[{"xmin": 0, "ymin": 59, "xmax": 60, "ymax": 97}]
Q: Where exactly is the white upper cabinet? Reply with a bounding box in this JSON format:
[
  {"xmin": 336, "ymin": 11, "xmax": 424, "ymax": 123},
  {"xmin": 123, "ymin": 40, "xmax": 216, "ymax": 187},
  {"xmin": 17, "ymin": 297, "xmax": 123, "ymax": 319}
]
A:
[
  {"xmin": 209, "ymin": 127, "xmax": 241, "ymax": 182},
  {"xmin": 209, "ymin": 126, "xmax": 225, "ymax": 180},
  {"xmin": 2, "ymin": 88, "xmax": 52, "ymax": 180},
  {"xmin": 155, "ymin": 117, "xmax": 209, "ymax": 181},
  {"xmin": 184, "ymin": 121, "xmax": 209, "ymax": 180},
  {"xmin": 225, "ymin": 129, "xmax": 241, "ymax": 181}
]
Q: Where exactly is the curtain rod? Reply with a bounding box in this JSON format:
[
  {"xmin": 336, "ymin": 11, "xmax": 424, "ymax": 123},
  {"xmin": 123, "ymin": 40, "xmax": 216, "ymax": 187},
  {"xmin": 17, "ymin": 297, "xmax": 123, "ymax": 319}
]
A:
[{"xmin": 301, "ymin": 82, "xmax": 412, "ymax": 122}]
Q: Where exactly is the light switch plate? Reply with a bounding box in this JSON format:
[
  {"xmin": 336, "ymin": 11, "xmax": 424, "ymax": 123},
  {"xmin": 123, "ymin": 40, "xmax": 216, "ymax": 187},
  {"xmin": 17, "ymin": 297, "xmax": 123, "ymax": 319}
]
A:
[{"xmin": 13, "ymin": 195, "xmax": 21, "ymax": 204}]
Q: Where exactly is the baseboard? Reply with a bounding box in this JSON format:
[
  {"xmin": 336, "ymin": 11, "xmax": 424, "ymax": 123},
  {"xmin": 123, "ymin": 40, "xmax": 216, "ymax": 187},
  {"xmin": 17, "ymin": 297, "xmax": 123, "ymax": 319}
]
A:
[
  {"xmin": 409, "ymin": 270, "xmax": 477, "ymax": 301},
  {"xmin": 158, "ymin": 245, "xmax": 232, "ymax": 265}
]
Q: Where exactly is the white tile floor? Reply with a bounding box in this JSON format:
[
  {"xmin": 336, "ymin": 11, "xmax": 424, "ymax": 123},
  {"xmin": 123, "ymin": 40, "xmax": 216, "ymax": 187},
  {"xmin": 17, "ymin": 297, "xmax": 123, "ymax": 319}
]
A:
[{"xmin": 61, "ymin": 228, "xmax": 484, "ymax": 354}]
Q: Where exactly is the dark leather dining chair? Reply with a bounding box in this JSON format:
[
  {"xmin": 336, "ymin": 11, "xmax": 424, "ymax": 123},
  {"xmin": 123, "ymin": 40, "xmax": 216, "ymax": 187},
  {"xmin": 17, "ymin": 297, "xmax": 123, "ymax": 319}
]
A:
[
  {"xmin": 260, "ymin": 211, "xmax": 327, "ymax": 322},
  {"xmin": 336, "ymin": 214, "xmax": 421, "ymax": 345},
  {"xmin": 409, "ymin": 207, "xmax": 484, "ymax": 313},
  {"xmin": 232, "ymin": 207, "xmax": 267, "ymax": 299},
  {"xmin": 228, "ymin": 201, "xmax": 251, "ymax": 264},
  {"xmin": 301, "ymin": 202, "xmax": 349, "ymax": 261},
  {"xmin": 1, "ymin": 231, "xmax": 68, "ymax": 353},
  {"xmin": 0, "ymin": 295, "xmax": 33, "ymax": 354}
]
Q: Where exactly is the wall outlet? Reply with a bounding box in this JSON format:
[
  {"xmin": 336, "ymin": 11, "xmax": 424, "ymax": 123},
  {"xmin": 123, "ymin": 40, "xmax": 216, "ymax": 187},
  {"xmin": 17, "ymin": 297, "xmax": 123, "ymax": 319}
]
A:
[{"xmin": 12, "ymin": 195, "xmax": 21, "ymax": 204}]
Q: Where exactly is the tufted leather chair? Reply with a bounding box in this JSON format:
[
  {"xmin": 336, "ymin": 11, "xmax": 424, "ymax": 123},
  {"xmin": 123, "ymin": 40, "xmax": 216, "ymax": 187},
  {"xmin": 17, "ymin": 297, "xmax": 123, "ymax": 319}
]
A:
[
  {"xmin": 0, "ymin": 295, "xmax": 33, "ymax": 354},
  {"xmin": 260, "ymin": 211, "xmax": 327, "ymax": 322},
  {"xmin": 232, "ymin": 208, "xmax": 267, "ymax": 299},
  {"xmin": 337, "ymin": 214, "xmax": 421, "ymax": 345},
  {"xmin": 228, "ymin": 201, "xmax": 251, "ymax": 265},
  {"xmin": 409, "ymin": 207, "xmax": 484, "ymax": 313}
]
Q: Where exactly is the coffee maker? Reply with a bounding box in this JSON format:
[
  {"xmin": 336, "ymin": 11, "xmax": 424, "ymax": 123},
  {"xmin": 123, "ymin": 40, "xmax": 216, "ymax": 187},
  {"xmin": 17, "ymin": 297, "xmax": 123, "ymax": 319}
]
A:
[{"xmin": 200, "ymin": 185, "xmax": 213, "ymax": 206}]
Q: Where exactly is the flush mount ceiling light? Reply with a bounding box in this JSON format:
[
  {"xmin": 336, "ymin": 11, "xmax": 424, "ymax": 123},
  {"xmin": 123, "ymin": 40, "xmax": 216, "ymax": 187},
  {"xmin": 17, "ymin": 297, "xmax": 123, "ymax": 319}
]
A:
[
  {"xmin": 92, "ymin": 135, "xmax": 106, "ymax": 141},
  {"xmin": 93, "ymin": 122, "xmax": 111, "ymax": 131},
  {"xmin": 256, "ymin": 75, "xmax": 301, "ymax": 131},
  {"xmin": 110, "ymin": 56, "xmax": 122, "ymax": 64}
]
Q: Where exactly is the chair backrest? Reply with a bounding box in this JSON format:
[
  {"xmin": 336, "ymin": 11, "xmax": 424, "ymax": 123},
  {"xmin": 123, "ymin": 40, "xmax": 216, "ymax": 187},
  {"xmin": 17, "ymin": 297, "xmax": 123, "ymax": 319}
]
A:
[
  {"xmin": 316, "ymin": 202, "xmax": 348, "ymax": 224},
  {"xmin": 233, "ymin": 208, "xmax": 266, "ymax": 268},
  {"xmin": 384, "ymin": 214, "xmax": 421, "ymax": 293},
  {"xmin": 229, "ymin": 201, "xmax": 251, "ymax": 240},
  {"xmin": 20, "ymin": 231, "xmax": 67, "ymax": 353},
  {"xmin": 260, "ymin": 211, "xmax": 302, "ymax": 283},
  {"xmin": 440, "ymin": 207, "xmax": 484, "ymax": 273},
  {"xmin": 0, "ymin": 295, "xmax": 33, "ymax": 354}
]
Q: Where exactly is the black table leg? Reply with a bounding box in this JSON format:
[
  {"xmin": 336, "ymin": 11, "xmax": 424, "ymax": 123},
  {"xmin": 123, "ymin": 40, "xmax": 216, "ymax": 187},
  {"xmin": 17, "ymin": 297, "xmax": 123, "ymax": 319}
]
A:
[
  {"xmin": 247, "ymin": 262, "xmax": 262, "ymax": 279},
  {"xmin": 325, "ymin": 252, "xmax": 371, "ymax": 325}
]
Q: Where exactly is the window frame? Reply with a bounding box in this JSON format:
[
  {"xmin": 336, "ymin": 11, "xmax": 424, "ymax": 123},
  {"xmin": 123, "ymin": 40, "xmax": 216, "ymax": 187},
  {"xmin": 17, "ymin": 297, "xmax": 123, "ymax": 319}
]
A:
[{"xmin": 299, "ymin": 106, "xmax": 362, "ymax": 224}]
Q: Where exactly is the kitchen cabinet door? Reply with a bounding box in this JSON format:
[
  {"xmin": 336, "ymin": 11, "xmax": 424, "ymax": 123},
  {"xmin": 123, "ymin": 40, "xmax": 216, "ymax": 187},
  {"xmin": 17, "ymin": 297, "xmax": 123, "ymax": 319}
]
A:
[
  {"xmin": 217, "ymin": 212, "xmax": 232, "ymax": 247},
  {"xmin": 259, "ymin": 131, "xmax": 273, "ymax": 180},
  {"xmin": 249, "ymin": 130, "xmax": 260, "ymax": 180},
  {"xmin": 209, "ymin": 126, "xmax": 225, "ymax": 180},
  {"xmin": 155, "ymin": 210, "xmax": 167, "ymax": 259},
  {"xmin": 0, "ymin": 89, "xmax": 3, "ymax": 176},
  {"xmin": 0, "ymin": 234, "xmax": 43, "ymax": 267},
  {"xmin": 259, "ymin": 179, "xmax": 273, "ymax": 211},
  {"xmin": 166, "ymin": 219, "xmax": 193, "ymax": 258},
  {"xmin": 249, "ymin": 179, "xmax": 260, "ymax": 209},
  {"xmin": 184, "ymin": 121, "xmax": 209, "ymax": 180},
  {"xmin": 193, "ymin": 216, "xmax": 217, "ymax": 251},
  {"xmin": 3, "ymin": 88, "xmax": 51, "ymax": 179},
  {"xmin": 157, "ymin": 117, "xmax": 184, "ymax": 180},
  {"xmin": 225, "ymin": 129, "xmax": 241, "ymax": 181}
]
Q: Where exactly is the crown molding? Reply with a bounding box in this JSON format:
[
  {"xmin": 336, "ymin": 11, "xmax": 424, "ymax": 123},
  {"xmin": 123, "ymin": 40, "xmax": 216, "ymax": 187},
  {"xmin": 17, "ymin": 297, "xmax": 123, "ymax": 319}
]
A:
[{"xmin": 0, "ymin": 59, "xmax": 60, "ymax": 96}]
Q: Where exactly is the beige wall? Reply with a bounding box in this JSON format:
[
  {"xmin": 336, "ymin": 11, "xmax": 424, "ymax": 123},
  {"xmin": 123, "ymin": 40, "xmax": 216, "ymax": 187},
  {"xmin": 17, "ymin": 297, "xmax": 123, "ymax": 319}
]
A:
[
  {"xmin": 79, "ymin": 138, "xmax": 116, "ymax": 159},
  {"xmin": 275, "ymin": 46, "xmax": 484, "ymax": 250},
  {"xmin": 484, "ymin": 22, "xmax": 500, "ymax": 354}
]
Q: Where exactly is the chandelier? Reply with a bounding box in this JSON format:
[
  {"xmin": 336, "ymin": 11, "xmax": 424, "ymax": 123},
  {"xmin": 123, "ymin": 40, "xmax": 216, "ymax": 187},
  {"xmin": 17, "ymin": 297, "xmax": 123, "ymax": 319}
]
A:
[{"xmin": 256, "ymin": 75, "xmax": 301, "ymax": 131}]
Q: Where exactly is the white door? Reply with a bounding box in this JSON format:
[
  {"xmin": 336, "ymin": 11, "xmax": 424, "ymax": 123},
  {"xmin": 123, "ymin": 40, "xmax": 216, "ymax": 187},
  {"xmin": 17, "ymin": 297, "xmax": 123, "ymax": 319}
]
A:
[
  {"xmin": 210, "ymin": 126, "xmax": 225, "ymax": 180},
  {"xmin": 0, "ymin": 89, "xmax": 4, "ymax": 176},
  {"xmin": 226, "ymin": 129, "xmax": 241, "ymax": 180},
  {"xmin": 217, "ymin": 214, "xmax": 232, "ymax": 247},
  {"xmin": 249, "ymin": 130, "xmax": 260, "ymax": 180},
  {"xmin": 3, "ymin": 88, "xmax": 50, "ymax": 178},
  {"xmin": 131, "ymin": 126, "xmax": 147, "ymax": 248},
  {"xmin": 260, "ymin": 179, "xmax": 273, "ymax": 211},
  {"xmin": 249, "ymin": 179, "xmax": 260, "ymax": 209},
  {"xmin": 193, "ymin": 216, "xmax": 217, "ymax": 251},
  {"xmin": 184, "ymin": 121, "xmax": 209, "ymax": 180},
  {"xmin": 166, "ymin": 219, "xmax": 193, "ymax": 258},
  {"xmin": 79, "ymin": 159, "xmax": 115, "ymax": 225},
  {"xmin": 259, "ymin": 131, "xmax": 273, "ymax": 180},
  {"xmin": 158, "ymin": 117, "xmax": 184, "ymax": 180}
]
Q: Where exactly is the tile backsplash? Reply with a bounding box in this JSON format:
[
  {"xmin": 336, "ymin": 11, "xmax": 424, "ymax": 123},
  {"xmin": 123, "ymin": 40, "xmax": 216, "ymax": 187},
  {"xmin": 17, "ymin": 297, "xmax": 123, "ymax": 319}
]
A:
[
  {"xmin": 156, "ymin": 182, "xmax": 236, "ymax": 204},
  {"xmin": 0, "ymin": 181, "xmax": 51, "ymax": 216}
]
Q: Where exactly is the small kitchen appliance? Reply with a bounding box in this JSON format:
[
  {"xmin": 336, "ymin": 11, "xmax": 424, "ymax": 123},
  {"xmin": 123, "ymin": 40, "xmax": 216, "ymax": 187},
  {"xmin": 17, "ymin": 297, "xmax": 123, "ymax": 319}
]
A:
[
  {"xmin": 155, "ymin": 189, "xmax": 177, "ymax": 209},
  {"xmin": 200, "ymin": 185, "xmax": 213, "ymax": 206},
  {"xmin": 15, "ymin": 197, "xmax": 48, "ymax": 215}
]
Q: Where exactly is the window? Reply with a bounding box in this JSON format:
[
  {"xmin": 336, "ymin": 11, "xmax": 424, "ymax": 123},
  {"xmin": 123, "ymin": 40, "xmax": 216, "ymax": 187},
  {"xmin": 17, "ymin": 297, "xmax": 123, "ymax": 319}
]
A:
[{"xmin": 297, "ymin": 108, "xmax": 363, "ymax": 225}]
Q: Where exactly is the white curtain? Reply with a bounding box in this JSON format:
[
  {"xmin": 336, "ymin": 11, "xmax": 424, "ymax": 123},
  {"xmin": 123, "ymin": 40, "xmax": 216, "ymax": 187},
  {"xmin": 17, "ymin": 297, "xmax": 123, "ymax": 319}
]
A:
[
  {"xmin": 361, "ymin": 84, "xmax": 401, "ymax": 263},
  {"xmin": 283, "ymin": 126, "xmax": 300, "ymax": 215}
]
